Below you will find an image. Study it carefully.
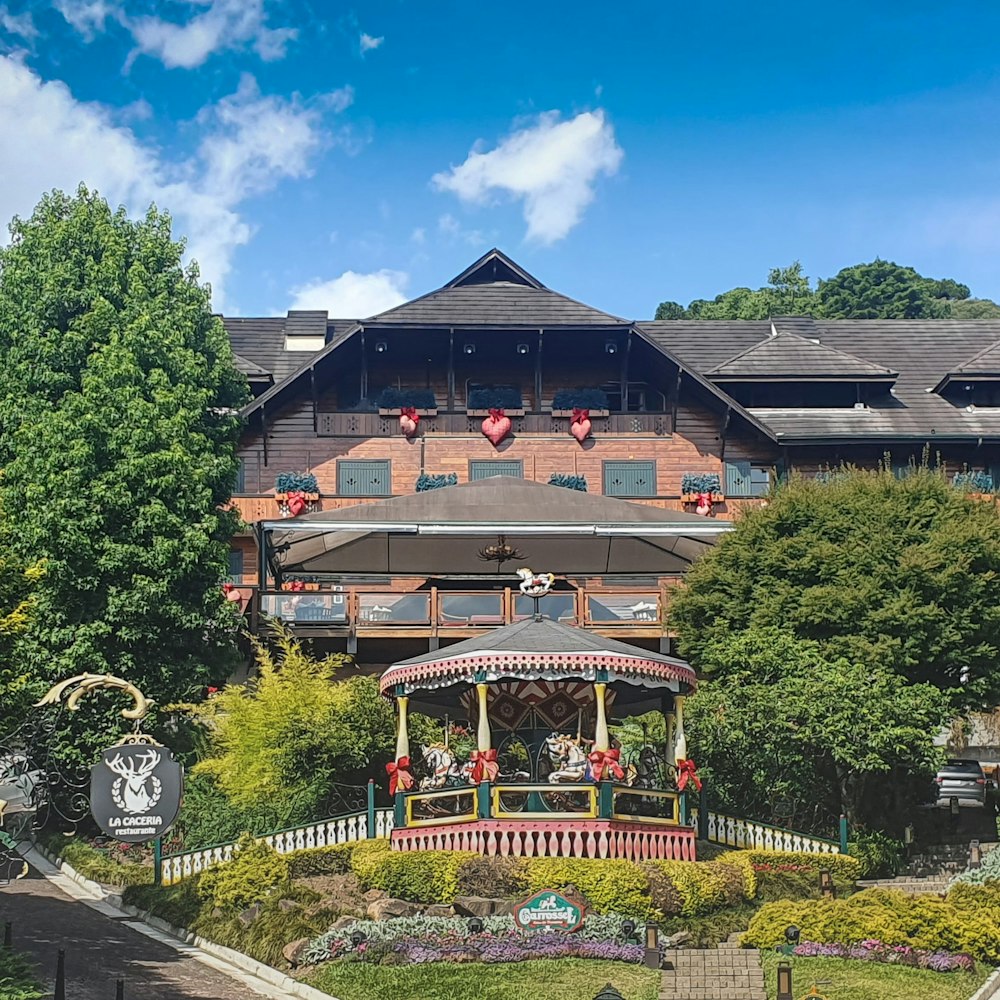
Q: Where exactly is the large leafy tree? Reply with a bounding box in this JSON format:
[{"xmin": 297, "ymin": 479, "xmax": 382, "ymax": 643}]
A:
[
  {"xmin": 0, "ymin": 187, "xmax": 248, "ymax": 752},
  {"xmin": 816, "ymin": 259, "xmax": 969, "ymax": 318}
]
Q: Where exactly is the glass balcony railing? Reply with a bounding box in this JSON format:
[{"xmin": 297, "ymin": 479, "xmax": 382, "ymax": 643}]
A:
[
  {"xmin": 438, "ymin": 592, "xmax": 505, "ymax": 627},
  {"xmin": 357, "ymin": 592, "xmax": 431, "ymax": 625},
  {"xmin": 513, "ymin": 593, "xmax": 577, "ymax": 623},
  {"xmin": 586, "ymin": 593, "xmax": 660, "ymax": 624},
  {"xmin": 258, "ymin": 592, "xmax": 347, "ymax": 623}
]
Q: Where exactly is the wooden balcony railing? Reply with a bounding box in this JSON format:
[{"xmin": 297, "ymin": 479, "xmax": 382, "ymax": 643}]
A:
[{"xmin": 254, "ymin": 586, "xmax": 666, "ymax": 633}]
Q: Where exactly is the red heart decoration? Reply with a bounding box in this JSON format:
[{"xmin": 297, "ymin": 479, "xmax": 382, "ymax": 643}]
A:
[
  {"xmin": 399, "ymin": 408, "xmax": 420, "ymax": 438},
  {"xmin": 482, "ymin": 408, "xmax": 512, "ymax": 446},
  {"xmin": 570, "ymin": 417, "xmax": 591, "ymax": 443},
  {"xmin": 287, "ymin": 491, "xmax": 307, "ymax": 516}
]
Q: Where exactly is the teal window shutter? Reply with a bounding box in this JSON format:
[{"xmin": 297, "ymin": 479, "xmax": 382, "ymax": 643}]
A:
[
  {"xmin": 233, "ymin": 456, "xmax": 246, "ymax": 493},
  {"xmin": 469, "ymin": 460, "xmax": 523, "ymax": 480},
  {"xmin": 227, "ymin": 550, "xmax": 244, "ymax": 583},
  {"xmin": 338, "ymin": 460, "xmax": 391, "ymax": 496},
  {"xmin": 603, "ymin": 461, "xmax": 656, "ymax": 497},
  {"xmin": 725, "ymin": 460, "xmax": 752, "ymax": 496}
]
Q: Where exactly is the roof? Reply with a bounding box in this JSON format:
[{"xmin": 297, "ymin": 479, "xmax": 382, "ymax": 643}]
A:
[
  {"xmin": 707, "ymin": 329, "xmax": 897, "ymax": 381},
  {"xmin": 644, "ymin": 317, "xmax": 1000, "ymax": 441},
  {"xmin": 934, "ymin": 339, "xmax": 1000, "ymax": 390},
  {"xmin": 378, "ymin": 616, "xmax": 696, "ymax": 696},
  {"xmin": 232, "ymin": 353, "xmax": 272, "ymax": 379}
]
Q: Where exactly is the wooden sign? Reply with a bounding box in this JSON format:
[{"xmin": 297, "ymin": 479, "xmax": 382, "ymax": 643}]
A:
[{"xmin": 514, "ymin": 889, "xmax": 585, "ymax": 932}]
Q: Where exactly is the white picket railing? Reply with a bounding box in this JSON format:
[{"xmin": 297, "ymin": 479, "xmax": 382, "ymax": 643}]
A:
[
  {"xmin": 690, "ymin": 807, "xmax": 840, "ymax": 855},
  {"xmin": 161, "ymin": 808, "xmax": 394, "ymax": 885}
]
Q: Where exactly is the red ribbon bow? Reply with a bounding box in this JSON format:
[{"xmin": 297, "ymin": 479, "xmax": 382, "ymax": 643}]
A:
[
  {"xmin": 222, "ymin": 582, "xmax": 243, "ymax": 602},
  {"xmin": 571, "ymin": 407, "xmax": 590, "ymax": 425},
  {"xmin": 286, "ymin": 490, "xmax": 307, "ymax": 516},
  {"xmin": 487, "ymin": 407, "xmax": 506, "ymax": 421},
  {"xmin": 588, "ymin": 748, "xmax": 625, "ymax": 781},
  {"xmin": 400, "ymin": 406, "xmax": 420, "ymax": 425},
  {"xmin": 676, "ymin": 758, "xmax": 702, "ymax": 792},
  {"xmin": 469, "ymin": 748, "xmax": 500, "ymax": 783},
  {"xmin": 283, "ymin": 579, "xmax": 305, "ymax": 593},
  {"xmin": 385, "ymin": 757, "xmax": 414, "ymax": 795}
]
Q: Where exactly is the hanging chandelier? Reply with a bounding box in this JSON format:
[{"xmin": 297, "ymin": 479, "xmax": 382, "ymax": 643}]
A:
[{"xmin": 477, "ymin": 534, "xmax": 526, "ymax": 570}]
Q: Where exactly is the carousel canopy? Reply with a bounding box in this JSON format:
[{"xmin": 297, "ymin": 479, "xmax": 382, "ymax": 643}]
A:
[
  {"xmin": 262, "ymin": 477, "xmax": 730, "ymax": 577},
  {"xmin": 378, "ymin": 616, "xmax": 697, "ymax": 703}
]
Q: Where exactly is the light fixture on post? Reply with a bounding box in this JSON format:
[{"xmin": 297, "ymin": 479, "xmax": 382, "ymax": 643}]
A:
[
  {"xmin": 516, "ymin": 342, "xmax": 530, "ymax": 355},
  {"xmin": 780, "ymin": 924, "xmax": 800, "ymax": 956},
  {"xmin": 468, "ymin": 916, "xmax": 484, "ymax": 934},
  {"xmin": 464, "ymin": 343, "xmax": 476, "ymax": 355},
  {"xmin": 643, "ymin": 922, "xmax": 660, "ymax": 969},
  {"xmin": 605, "ymin": 340, "xmax": 618, "ymax": 355},
  {"xmin": 375, "ymin": 341, "xmax": 388, "ymax": 353},
  {"xmin": 350, "ymin": 930, "xmax": 366, "ymax": 947},
  {"xmin": 819, "ymin": 868, "xmax": 834, "ymax": 898},
  {"xmin": 621, "ymin": 918, "xmax": 637, "ymax": 943},
  {"xmin": 776, "ymin": 960, "xmax": 793, "ymax": 1000}
]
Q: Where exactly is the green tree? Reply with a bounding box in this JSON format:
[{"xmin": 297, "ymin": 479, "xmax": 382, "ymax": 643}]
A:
[
  {"xmin": 816, "ymin": 259, "xmax": 969, "ymax": 318},
  {"xmin": 0, "ymin": 502, "xmax": 42, "ymax": 721},
  {"xmin": 767, "ymin": 260, "xmax": 813, "ymax": 315},
  {"xmin": 0, "ymin": 187, "xmax": 248, "ymax": 754},
  {"xmin": 654, "ymin": 300, "xmax": 687, "ymax": 320},
  {"xmin": 671, "ymin": 464, "xmax": 1000, "ymax": 705},
  {"xmin": 948, "ymin": 298, "xmax": 1000, "ymax": 319}
]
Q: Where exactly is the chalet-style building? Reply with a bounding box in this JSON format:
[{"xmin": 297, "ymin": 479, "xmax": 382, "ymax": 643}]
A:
[{"xmin": 224, "ymin": 250, "xmax": 1000, "ymax": 669}]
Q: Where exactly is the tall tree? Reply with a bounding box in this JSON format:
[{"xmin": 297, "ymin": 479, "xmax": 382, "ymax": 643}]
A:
[
  {"xmin": 0, "ymin": 187, "xmax": 248, "ymax": 752},
  {"xmin": 816, "ymin": 259, "xmax": 969, "ymax": 319}
]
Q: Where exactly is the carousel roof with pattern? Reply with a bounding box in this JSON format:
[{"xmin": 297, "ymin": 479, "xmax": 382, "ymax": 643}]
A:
[{"xmin": 378, "ymin": 616, "xmax": 696, "ymax": 698}]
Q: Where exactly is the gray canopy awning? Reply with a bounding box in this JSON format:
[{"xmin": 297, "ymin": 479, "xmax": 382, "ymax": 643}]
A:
[{"xmin": 261, "ymin": 478, "xmax": 731, "ymax": 577}]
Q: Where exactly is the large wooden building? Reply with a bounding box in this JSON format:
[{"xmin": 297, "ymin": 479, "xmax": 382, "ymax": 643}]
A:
[{"xmin": 223, "ymin": 249, "xmax": 1000, "ymax": 668}]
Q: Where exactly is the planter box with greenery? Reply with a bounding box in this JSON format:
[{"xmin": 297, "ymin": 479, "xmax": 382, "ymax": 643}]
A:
[
  {"xmin": 274, "ymin": 472, "xmax": 319, "ymax": 500},
  {"xmin": 377, "ymin": 387, "xmax": 438, "ymax": 416},
  {"xmin": 416, "ymin": 473, "xmax": 458, "ymax": 492},
  {"xmin": 466, "ymin": 386, "xmax": 524, "ymax": 416},
  {"xmin": 549, "ymin": 473, "xmax": 588, "ymax": 491},
  {"xmin": 680, "ymin": 472, "xmax": 723, "ymax": 502},
  {"xmin": 551, "ymin": 388, "xmax": 610, "ymax": 417},
  {"xmin": 953, "ymin": 470, "xmax": 994, "ymax": 498}
]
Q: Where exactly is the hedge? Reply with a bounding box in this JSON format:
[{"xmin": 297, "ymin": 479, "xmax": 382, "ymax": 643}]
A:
[
  {"xmin": 39, "ymin": 833, "xmax": 153, "ymax": 887},
  {"xmin": 744, "ymin": 886, "xmax": 1000, "ymax": 963},
  {"xmin": 717, "ymin": 849, "xmax": 860, "ymax": 901}
]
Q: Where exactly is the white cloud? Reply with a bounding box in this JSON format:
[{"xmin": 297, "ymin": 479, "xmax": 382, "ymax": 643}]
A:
[
  {"xmin": 289, "ymin": 270, "xmax": 409, "ymax": 317},
  {"xmin": 437, "ymin": 212, "xmax": 486, "ymax": 247},
  {"xmin": 0, "ymin": 57, "xmax": 342, "ymax": 310},
  {"xmin": 0, "ymin": 6, "xmax": 37, "ymax": 39},
  {"xmin": 432, "ymin": 109, "xmax": 623, "ymax": 244},
  {"xmin": 410, "ymin": 227, "xmax": 426, "ymax": 244},
  {"xmin": 359, "ymin": 32, "xmax": 383, "ymax": 54},
  {"xmin": 53, "ymin": 0, "xmax": 119, "ymax": 39}
]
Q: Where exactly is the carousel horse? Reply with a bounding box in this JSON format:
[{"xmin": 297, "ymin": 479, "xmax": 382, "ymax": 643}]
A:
[
  {"xmin": 544, "ymin": 733, "xmax": 589, "ymax": 783},
  {"xmin": 418, "ymin": 743, "xmax": 467, "ymax": 790},
  {"xmin": 625, "ymin": 745, "xmax": 664, "ymax": 790}
]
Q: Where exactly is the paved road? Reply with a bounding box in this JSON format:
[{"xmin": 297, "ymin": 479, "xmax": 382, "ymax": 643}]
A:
[{"xmin": 1, "ymin": 864, "xmax": 279, "ymax": 1000}]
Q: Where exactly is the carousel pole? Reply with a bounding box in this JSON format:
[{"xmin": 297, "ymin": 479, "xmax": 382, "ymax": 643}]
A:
[
  {"xmin": 395, "ymin": 695, "xmax": 410, "ymax": 760},
  {"xmin": 593, "ymin": 682, "xmax": 610, "ymax": 751},
  {"xmin": 673, "ymin": 693, "xmax": 689, "ymax": 825},
  {"xmin": 475, "ymin": 682, "xmax": 492, "ymax": 819},
  {"xmin": 392, "ymin": 694, "xmax": 410, "ymax": 828}
]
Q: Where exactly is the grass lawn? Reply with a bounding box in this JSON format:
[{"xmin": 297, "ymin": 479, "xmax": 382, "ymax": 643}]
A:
[
  {"xmin": 760, "ymin": 950, "xmax": 990, "ymax": 1000},
  {"xmin": 307, "ymin": 958, "xmax": 660, "ymax": 1000}
]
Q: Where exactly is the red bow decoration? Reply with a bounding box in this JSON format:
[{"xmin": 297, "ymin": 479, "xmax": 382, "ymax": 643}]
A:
[
  {"xmin": 399, "ymin": 407, "xmax": 420, "ymax": 438},
  {"xmin": 221, "ymin": 582, "xmax": 243, "ymax": 602},
  {"xmin": 695, "ymin": 491, "xmax": 713, "ymax": 516},
  {"xmin": 469, "ymin": 748, "xmax": 500, "ymax": 783},
  {"xmin": 571, "ymin": 407, "xmax": 590, "ymax": 424},
  {"xmin": 570, "ymin": 408, "xmax": 592, "ymax": 444},
  {"xmin": 286, "ymin": 490, "xmax": 307, "ymax": 516},
  {"xmin": 676, "ymin": 758, "xmax": 702, "ymax": 792},
  {"xmin": 386, "ymin": 757, "xmax": 414, "ymax": 795},
  {"xmin": 588, "ymin": 748, "xmax": 625, "ymax": 781}
]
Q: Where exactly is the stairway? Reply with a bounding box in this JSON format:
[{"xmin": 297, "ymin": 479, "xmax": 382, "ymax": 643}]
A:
[
  {"xmin": 857, "ymin": 841, "xmax": 998, "ymax": 894},
  {"xmin": 659, "ymin": 940, "xmax": 766, "ymax": 1000}
]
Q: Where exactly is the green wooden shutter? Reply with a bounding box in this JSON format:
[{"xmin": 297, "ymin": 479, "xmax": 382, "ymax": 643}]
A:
[
  {"xmin": 469, "ymin": 460, "xmax": 523, "ymax": 480},
  {"xmin": 338, "ymin": 460, "xmax": 391, "ymax": 496},
  {"xmin": 233, "ymin": 457, "xmax": 246, "ymax": 493},
  {"xmin": 725, "ymin": 460, "xmax": 752, "ymax": 496},
  {"xmin": 603, "ymin": 461, "xmax": 656, "ymax": 497},
  {"xmin": 227, "ymin": 550, "xmax": 244, "ymax": 583}
]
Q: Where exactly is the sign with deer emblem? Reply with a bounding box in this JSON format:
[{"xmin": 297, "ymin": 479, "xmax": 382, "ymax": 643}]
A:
[{"xmin": 90, "ymin": 741, "xmax": 183, "ymax": 842}]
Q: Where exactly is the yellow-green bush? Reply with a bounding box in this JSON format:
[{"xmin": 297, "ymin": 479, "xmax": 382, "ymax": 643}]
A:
[
  {"xmin": 198, "ymin": 835, "xmax": 290, "ymax": 912},
  {"xmin": 717, "ymin": 850, "xmax": 859, "ymax": 900},
  {"xmin": 286, "ymin": 843, "xmax": 357, "ymax": 879},
  {"xmin": 521, "ymin": 858, "xmax": 655, "ymax": 919},
  {"xmin": 351, "ymin": 842, "xmax": 476, "ymax": 904},
  {"xmin": 743, "ymin": 888, "xmax": 1000, "ymax": 962},
  {"xmin": 646, "ymin": 860, "xmax": 747, "ymax": 916}
]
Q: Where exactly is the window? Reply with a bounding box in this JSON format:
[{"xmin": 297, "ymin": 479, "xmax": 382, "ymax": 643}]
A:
[
  {"xmin": 337, "ymin": 459, "xmax": 391, "ymax": 496},
  {"xmin": 233, "ymin": 456, "xmax": 246, "ymax": 494},
  {"xmin": 725, "ymin": 460, "xmax": 770, "ymax": 497},
  {"xmin": 469, "ymin": 460, "xmax": 523, "ymax": 480},
  {"xmin": 227, "ymin": 550, "xmax": 244, "ymax": 584},
  {"xmin": 603, "ymin": 461, "xmax": 656, "ymax": 497}
]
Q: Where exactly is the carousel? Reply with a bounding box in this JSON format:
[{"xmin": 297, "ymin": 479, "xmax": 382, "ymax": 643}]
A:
[{"xmin": 381, "ymin": 573, "xmax": 700, "ymax": 861}]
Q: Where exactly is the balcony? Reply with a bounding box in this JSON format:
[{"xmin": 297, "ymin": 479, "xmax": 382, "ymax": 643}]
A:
[{"xmin": 254, "ymin": 586, "xmax": 666, "ymax": 638}]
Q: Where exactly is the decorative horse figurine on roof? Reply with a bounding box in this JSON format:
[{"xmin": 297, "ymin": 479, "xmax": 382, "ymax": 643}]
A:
[
  {"xmin": 516, "ymin": 568, "xmax": 555, "ymax": 598},
  {"xmin": 544, "ymin": 732, "xmax": 589, "ymax": 783}
]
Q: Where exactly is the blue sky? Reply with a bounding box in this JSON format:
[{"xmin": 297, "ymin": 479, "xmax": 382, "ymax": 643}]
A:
[{"xmin": 2, "ymin": 2, "xmax": 1000, "ymax": 318}]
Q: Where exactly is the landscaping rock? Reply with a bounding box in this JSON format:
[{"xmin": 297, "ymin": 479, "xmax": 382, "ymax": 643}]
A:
[
  {"xmin": 666, "ymin": 930, "xmax": 692, "ymax": 948},
  {"xmin": 282, "ymin": 937, "xmax": 310, "ymax": 967},
  {"xmin": 238, "ymin": 904, "xmax": 261, "ymax": 926},
  {"xmin": 329, "ymin": 915, "xmax": 358, "ymax": 930},
  {"xmin": 278, "ymin": 898, "xmax": 301, "ymax": 913},
  {"xmin": 362, "ymin": 888, "xmax": 387, "ymax": 903},
  {"xmin": 367, "ymin": 897, "xmax": 421, "ymax": 920},
  {"xmin": 424, "ymin": 903, "xmax": 456, "ymax": 917},
  {"xmin": 453, "ymin": 895, "xmax": 512, "ymax": 917}
]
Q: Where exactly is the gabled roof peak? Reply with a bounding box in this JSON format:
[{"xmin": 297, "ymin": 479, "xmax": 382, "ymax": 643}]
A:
[{"xmin": 445, "ymin": 249, "xmax": 545, "ymax": 290}]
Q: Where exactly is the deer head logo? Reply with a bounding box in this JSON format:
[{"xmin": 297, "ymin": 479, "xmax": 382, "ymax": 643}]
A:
[{"xmin": 106, "ymin": 749, "xmax": 162, "ymax": 814}]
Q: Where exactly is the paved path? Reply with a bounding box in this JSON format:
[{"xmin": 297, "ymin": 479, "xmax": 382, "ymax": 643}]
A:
[
  {"xmin": 659, "ymin": 942, "xmax": 766, "ymax": 1000},
  {"xmin": 0, "ymin": 858, "xmax": 290, "ymax": 1000}
]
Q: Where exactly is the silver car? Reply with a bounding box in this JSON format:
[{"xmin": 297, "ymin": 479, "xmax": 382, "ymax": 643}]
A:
[{"xmin": 935, "ymin": 758, "xmax": 987, "ymax": 807}]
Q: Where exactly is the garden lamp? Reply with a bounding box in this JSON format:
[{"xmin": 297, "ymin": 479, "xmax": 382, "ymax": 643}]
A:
[
  {"xmin": 621, "ymin": 918, "xmax": 637, "ymax": 943},
  {"xmin": 776, "ymin": 960, "xmax": 793, "ymax": 1000},
  {"xmin": 593, "ymin": 987, "xmax": 625, "ymax": 1000},
  {"xmin": 643, "ymin": 922, "xmax": 660, "ymax": 969},
  {"xmin": 784, "ymin": 925, "xmax": 800, "ymax": 945},
  {"xmin": 350, "ymin": 930, "xmax": 366, "ymax": 947},
  {"xmin": 468, "ymin": 917, "xmax": 484, "ymax": 934},
  {"xmin": 819, "ymin": 869, "xmax": 834, "ymax": 898}
]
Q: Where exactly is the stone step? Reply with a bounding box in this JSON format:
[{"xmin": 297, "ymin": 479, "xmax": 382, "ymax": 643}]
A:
[{"xmin": 660, "ymin": 948, "xmax": 767, "ymax": 1000}]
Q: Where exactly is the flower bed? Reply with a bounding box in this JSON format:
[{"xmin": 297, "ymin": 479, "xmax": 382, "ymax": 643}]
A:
[
  {"xmin": 303, "ymin": 914, "xmax": 642, "ymax": 968},
  {"xmin": 793, "ymin": 939, "xmax": 975, "ymax": 973}
]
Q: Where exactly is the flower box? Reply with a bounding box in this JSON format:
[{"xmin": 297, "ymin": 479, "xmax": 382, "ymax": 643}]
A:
[
  {"xmin": 378, "ymin": 407, "xmax": 438, "ymax": 417},
  {"xmin": 551, "ymin": 409, "xmax": 610, "ymax": 418},
  {"xmin": 274, "ymin": 493, "xmax": 320, "ymax": 501},
  {"xmin": 467, "ymin": 408, "xmax": 525, "ymax": 417},
  {"xmin": 681, "ymin": 493, "xmax": 725, "ymax": 503}
]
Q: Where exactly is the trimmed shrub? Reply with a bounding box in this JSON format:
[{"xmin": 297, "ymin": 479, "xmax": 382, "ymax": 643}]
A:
[
  {"xmin": 350, "ymin": 842, "xmax": 474, "ymax": 904},
  {"xmin": 198, "ymin": 835, "xmax": 290, "ymax": 912},
  {"xmin": 286, "ymin": 843, "xmax": 357, "ymax": 879},
  {"xmin": 717, "ymin": 849, "xmax": 859, "ymax": 900},
  {"xmin": 645, "ymin": 860, "xmax": 747, "ymax": 916},
  {"xmin": 743, "ymin": 888, "xmax": 1000, "ymax": 963},
  {"xmin": 456, "ymin": 856, "xmax": 529, "ymax": 899},
  {"xmin": 849, "ymin": 829, "xmax": 904, "ymax": 878},
  {"xmin": 521, "ymin": 858, "xmax": 654, "ymax": 919},
  {"xmin": 41, "ymin": 834, "xmax": 153, "ymax": 887}
]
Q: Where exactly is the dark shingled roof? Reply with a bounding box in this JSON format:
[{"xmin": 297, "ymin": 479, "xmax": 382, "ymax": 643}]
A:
[
  {"xmin": 643, "ymin": 316, "xmax": 1000, "ymax": 441},
  {"xmin": 232, "ymin": 353, "xmax": 272, "ymax": 379},
  {"xmin": 389, "ymin": 615, "xmax": 690, "ymax": 667},
  {"xmin": 948, "ymin": 340, "xmax": 1000, "ymax": 378},
  {"xmin": 707, "ymin": 329, "xmax": 896, "ymax": 380}
]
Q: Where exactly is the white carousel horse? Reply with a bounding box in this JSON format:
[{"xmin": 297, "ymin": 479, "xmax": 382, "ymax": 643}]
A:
[
  {"xmin": 418, "ymin": 743, "xmax": 467, "ymax": 790},
  {"xmin": 516, "ymin": 568, "xmax": 555, "ymax": 597},
  {"xmin": 544, "ymin": 733, "xmax": 589, "ymax": 783}
]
